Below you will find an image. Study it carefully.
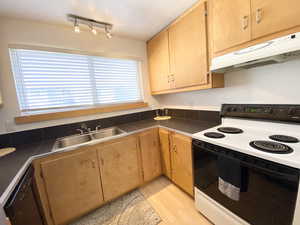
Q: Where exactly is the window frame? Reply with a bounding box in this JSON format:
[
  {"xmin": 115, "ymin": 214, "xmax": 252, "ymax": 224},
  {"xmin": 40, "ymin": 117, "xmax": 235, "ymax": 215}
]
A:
[{"xmin": 8, "ymin": 44, "xmax": 147, "ymax": 123}]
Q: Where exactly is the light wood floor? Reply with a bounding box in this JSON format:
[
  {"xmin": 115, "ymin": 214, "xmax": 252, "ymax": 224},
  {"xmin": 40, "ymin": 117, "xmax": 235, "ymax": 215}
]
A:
[{"xmin": 139, "ymin": 177, "xmax": 213, "ymax": 225}]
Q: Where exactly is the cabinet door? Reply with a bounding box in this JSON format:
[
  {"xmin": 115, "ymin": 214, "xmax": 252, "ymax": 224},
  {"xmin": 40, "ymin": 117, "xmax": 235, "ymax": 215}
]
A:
[
  {"xmin": 159, "ymin": 128, "xmax": 172, "ymax": 179},
  {"xmin": 139, "ymin": 129, "xmax": 162, "ymax": 182},
  {"xmin": 147, "ymin": 30, "xmax": 171, "ymax": 92},
  {"xmin": 212, "ymin": 0, "xmax": 251, "ymax": 52},
  {"xmin": 40, "ymin": 148, "xmax": 103, "ymax": 225},
  {"xmin": 169, "ymin": 2, "xmax": 208, "ymax": 89},
  {"xmin": 98, "ymin": 136, "xmax": 142, "ymax": 201},
  {"xmin": 171, "ymin": 133, "xmax": 193, "ymax": 196},
  {"xmin": 251, "ymin": 0, "xmax": 300, "ymax": 39}
]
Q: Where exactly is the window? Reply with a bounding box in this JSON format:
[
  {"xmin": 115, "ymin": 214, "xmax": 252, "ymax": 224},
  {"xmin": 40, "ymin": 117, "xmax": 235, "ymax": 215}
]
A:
[{"xmin": 10, "ymin": 48, "xmax": 143, "ymax": 115}]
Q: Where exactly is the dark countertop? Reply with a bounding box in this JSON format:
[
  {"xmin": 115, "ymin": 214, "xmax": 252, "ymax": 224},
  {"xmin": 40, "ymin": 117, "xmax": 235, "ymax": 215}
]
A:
[
  {"xmin": 0, "ymin": 139, "xmax": 55, "ymax": 196},
  {"xmin": 0, "ymin": 117, "xmax": 219, "ymax": 200}
]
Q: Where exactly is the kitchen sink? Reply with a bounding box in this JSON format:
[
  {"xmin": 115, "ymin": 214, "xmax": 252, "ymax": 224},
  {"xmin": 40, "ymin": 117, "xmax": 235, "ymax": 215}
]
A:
[
  {"xmin": 92, "ymin": 127, "xmax": 125, "ymax": 139},
  {"xmin": 52, "ymin": 127, "xmax": 126, "ymax": 151}
]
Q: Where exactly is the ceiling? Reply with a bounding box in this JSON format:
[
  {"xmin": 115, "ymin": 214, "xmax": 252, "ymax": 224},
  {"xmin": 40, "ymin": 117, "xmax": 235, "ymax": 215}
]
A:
[{"xmin": 0, "ymin": 0, "xmax": 199, "ymax": 41}]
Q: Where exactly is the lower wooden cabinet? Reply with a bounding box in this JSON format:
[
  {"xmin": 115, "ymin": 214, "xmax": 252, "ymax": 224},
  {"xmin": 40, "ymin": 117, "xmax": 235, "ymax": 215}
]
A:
[
  {"xmin": 35, "ymin": 146, "xmax": 104, "ymax": 225},
  {"xmin": 33, "ymin": 128, "xmax": 193, "ymax": 225},
  {"xmin": 158, "ymin": 129, "xmax": 194, "ymax": 196},
  {"xmin": 97, "ymin": 136, "xmax": 143, "ymax": 201},
  {"xmin": 159, "ymin": 128, "xmax": 172, "ymax": 179},
  {"xmin": 138, "ymin": 128, "xmax": 162, "ymax": 182},
  {"xmin": 170, "ymin": 133, "xmax": 193, "ymax": 196}
]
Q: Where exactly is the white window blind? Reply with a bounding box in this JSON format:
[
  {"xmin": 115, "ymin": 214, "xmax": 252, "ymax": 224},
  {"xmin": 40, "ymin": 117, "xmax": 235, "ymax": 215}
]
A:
[{"xmin": 9, "ymin": 48, "xmax": 142, "ymax": 114}]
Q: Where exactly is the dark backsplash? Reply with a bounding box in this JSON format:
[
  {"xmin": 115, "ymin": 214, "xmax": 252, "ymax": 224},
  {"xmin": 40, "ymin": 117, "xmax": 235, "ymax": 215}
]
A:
[{"xmin": 0, "ymin": 108, "xmax": 220, "ymax": 147}]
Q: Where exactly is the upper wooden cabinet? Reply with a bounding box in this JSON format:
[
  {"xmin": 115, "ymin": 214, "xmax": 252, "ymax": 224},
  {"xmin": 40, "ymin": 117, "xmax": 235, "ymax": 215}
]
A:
[
  {"xmin": 97, "ymin": 136, "xmax": 143, "ymax": 202},
  {"xmin": 139, "ymin": 128, "xmax": 162, "ymax": 182},
  {"xmin": 212, "ymin": 0, "xmax": 300, "ymax": 54},
  {"xmin": 251, "ymin": 0, "xmax": 300, "ymax": 39},
  {"xmin": 147, "ymin": 30, "xmax": 171, "ymax": 92},
  {"xmin": 169, "ymin": 2, "xmax": 208, "ymax": 88},
  {"xmin": 147, "ymin": 2, "xmax": 224, "ymax": 95},
  {"xmin": 39, "ymin": 147, "xmax": 104, "ymax": 225},
  {"xmin": 212, "ymin": 0, "xmax": 251, "ymax": 52}
]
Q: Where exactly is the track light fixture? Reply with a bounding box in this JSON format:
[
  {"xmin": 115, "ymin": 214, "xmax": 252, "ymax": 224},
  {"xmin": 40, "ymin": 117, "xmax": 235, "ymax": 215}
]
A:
[
  {"xmin": 74, "ymin": 18, "xmax": 80, "ymax": 33},
  {"xmin": 105, "ymin": 25, "xmax": 112, "ymax": 39},
  {"xmin": 67, "ymin": 14, "xmax": 113, "ymax": 38},
  {"xmin": 89, "ymin": 24, "xmax": 97, "ymax": 35}
]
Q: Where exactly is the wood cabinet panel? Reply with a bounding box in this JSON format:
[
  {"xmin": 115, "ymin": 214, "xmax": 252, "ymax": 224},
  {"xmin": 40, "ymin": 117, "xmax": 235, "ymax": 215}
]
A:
[
  {"xmin": 170, "ymin": 133, "xmax": 193, "ymax": 196},
  {"xmin": 159, "ymin": 128, "xmax": 172, "ymax": 179},
  {"xmin": 169, "ymin": 2, "xmax": 208, "ymax": 88},
  {"xmin": 40, "ymin": 148, "xmax": 103, "ymax": 225},
  {"xmin": 212, "ymin": 0, "xmax": 251, "ymax": 52},
  {"xmin": 251, "ymin": 0, "xmax": 300, "ymax": 39},
  {"xmin": 98, "ymin": 136, "xmax": 142, "ymax": 201},
  {"xmin": 139, "ymin": 128, "xmax": 162, "ymax": 182},
  {"xmin": 147, "ymin": 30, "xmax": 171, "ymax": 92}
]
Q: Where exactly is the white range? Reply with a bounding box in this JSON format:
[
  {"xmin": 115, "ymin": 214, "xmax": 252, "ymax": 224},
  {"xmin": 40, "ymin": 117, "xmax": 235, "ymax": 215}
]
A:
[{"xmin": 192, "ymin": 104, "xmax": 300, "ymax": 225}]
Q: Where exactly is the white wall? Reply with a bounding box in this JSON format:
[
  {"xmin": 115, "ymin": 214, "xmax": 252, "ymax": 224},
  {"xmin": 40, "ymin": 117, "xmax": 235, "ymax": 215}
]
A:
[
  {"xmin": 0, "ymin": 18, "xmax": 159, "ymax": 134},
  {"xmin": 157, "ymin": 59, "xmax": 300, "ymax": 111}
]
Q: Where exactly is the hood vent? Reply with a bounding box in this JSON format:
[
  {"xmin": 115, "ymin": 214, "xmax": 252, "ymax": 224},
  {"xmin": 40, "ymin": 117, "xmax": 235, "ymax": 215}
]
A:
[{"xmin": 211, "ymin": 33, "xmax": 300, "ymax": 73}]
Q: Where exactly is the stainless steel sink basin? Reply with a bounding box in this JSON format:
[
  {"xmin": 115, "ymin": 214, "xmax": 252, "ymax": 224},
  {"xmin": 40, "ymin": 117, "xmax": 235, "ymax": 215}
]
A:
[
  {"xmin": 91, "ymin": 127, "xmax": 125, "ymax": 139},
  {"xmin": 54, "ymin": 134, "xmax": 92, "ymax": 149},
  {"xmin": 52, "ymin": 127, "xmax": 126, "ymax": 151}
]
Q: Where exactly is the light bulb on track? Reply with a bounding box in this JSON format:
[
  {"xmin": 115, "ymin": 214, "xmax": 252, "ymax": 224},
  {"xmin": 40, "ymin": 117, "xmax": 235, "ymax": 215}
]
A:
[
  {"xmin": 74, "ymin": 19, "xmax": 80, "ymax": 33},
  {"xmin": 90, "ymin": 24, "xmax": 97, "ymax": 35}
]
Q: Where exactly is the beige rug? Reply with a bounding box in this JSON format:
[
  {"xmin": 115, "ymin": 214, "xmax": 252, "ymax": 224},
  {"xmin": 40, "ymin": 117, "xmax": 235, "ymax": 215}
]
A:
[{"xmin": 70, "ymin": 190, "xmax": 161, "ymax": 225}]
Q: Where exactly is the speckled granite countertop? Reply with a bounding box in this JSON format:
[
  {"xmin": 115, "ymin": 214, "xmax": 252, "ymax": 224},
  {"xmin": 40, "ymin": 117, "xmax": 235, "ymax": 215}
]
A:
[{"xmin": 0, "ymin": 117, "xmax": 220, "ymax": 203}]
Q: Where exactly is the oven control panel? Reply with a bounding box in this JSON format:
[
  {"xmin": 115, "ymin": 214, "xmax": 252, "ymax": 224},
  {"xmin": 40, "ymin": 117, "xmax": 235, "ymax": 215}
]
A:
[{"xmin": 221, "ymin": 104, "xmax": 300, "ymax": 123}]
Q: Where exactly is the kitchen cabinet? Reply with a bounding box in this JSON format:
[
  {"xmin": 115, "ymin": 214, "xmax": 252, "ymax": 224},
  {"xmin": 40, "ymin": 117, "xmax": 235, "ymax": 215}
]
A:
[
  {"xmin": 212, "ymin": 0, "xmax": 251, "ymax": 52},
  {"xmin": 212, "ymin": 0, "xmax": 300, "ymax": 55},
  {"xmin": 159, "ymin": 128, "xmax": 172, "ymax": 179},
  {"xmin": 147, "ymin": 30, "xmax": 172, "ymax": 92},
  {"xmin": 169, "ymin": 2, "xmax": 209, "ymax": 88},
  {"xmin": 97, "ymin": 136, "xmax": 143, "ymax": 201},
  {"xmin": 147, "ymin": 1, "xmax": 224, "ymax": 95},
  {"xmin": 251, "ymin": 0, "xmax": 300, "ymax": 39},
  {"xmin": 138, "ymin": 128, "xmax": 162, "ymax": 182},
  {"xmin": 39, "ymin": 147, "xmax": 104, "ymax": 225},
  {"xmin": 170, "ymin": 133, "xmax": 193, "ymax": 196}
]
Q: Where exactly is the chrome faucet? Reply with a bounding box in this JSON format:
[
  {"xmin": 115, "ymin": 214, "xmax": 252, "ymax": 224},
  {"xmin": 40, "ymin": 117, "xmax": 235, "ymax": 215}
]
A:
[{"xmin": 77, "ymin": 123, "xmax": 91, "ymax": 134}]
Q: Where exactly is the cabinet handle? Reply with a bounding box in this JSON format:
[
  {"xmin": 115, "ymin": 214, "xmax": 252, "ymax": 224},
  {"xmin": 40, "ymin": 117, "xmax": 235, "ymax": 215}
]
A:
[
  {"xmin": 242, "ymin": 16, "xmax": 249, "ymax": 30},
  {"xmin": 256, "ymin": 8, "xmax": 262, "ymax": 24},
  {"xmin": 91, "ymin": 160, "xmax": 96, "ymax": 168},
  {"xmin": 173, "ymin": 145, "xmax": 177, "ymax": 153}
]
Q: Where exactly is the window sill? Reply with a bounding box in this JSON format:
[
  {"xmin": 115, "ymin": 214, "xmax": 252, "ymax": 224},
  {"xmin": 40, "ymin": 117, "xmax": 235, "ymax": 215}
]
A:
[{"xmin": 15, "ymin": 102, "xmax": 149, "ymax": 124}]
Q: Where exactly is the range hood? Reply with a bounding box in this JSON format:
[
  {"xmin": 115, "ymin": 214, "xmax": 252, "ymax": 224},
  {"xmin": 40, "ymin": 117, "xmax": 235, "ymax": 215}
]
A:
[{"xmin": 211, "ymin": 32, "xmax": 300, "ymax": 73}]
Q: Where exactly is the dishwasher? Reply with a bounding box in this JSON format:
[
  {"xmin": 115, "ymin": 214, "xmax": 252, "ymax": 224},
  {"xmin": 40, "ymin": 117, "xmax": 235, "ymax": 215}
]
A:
[{"xmin": 4, "ymin": 165, "xmax": 44, "ymax": 225}]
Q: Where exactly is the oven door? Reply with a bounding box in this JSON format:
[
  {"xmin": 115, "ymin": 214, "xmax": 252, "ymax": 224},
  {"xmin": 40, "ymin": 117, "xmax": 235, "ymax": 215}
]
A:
[{"xmin": 193, "ymin": 140, "xmax": 299, "ymax": 225}]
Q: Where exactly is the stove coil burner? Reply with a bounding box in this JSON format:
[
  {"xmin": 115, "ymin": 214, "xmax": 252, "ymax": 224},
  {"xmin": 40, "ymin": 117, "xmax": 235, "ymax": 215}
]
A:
[
  {"xmin": 249, "ymin": 141, "xmax": 293, "ymax": 154},
  {"xmin": 269, "ymin": 135, "xmax": 299, "ymax": 143},
  {"xmin": 204, "ymin": 132, "xmax": 225, "ymax": 139},
  {"xmin": 217, "ymin": 127, "xmax": 243, "ymax": 134}
]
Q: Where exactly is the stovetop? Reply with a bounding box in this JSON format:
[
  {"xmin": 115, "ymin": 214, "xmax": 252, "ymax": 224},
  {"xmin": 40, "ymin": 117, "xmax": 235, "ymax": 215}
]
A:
[{"xmin": 193, "ymin": 117, "xmax": 300, "ymax": 169}]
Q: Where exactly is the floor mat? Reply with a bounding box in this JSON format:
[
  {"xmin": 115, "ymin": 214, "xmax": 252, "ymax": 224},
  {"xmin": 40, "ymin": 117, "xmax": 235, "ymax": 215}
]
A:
[{"xmin": 70, "ymin": 190, "xmax": 162, "ymax": 225}]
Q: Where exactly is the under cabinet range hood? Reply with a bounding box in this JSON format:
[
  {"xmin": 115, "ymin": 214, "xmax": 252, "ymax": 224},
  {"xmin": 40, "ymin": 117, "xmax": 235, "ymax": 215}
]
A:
[{"xmin": 211, "ymin": 32, "xmax": 300, "ymax": 73}]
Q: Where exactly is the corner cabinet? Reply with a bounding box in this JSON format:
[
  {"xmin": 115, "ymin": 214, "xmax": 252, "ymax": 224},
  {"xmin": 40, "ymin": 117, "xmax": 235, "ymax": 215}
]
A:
[
  {"xmin": 138, "ymin": 128, "xmax": 162, "ymax": 182},
  {"xmin": 212, "ymin": 0, "xmax": 300, "ymax": 55},
  {"xmin": 147, "ymin": 1, "xmax": 224, "ymax": 95}
]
